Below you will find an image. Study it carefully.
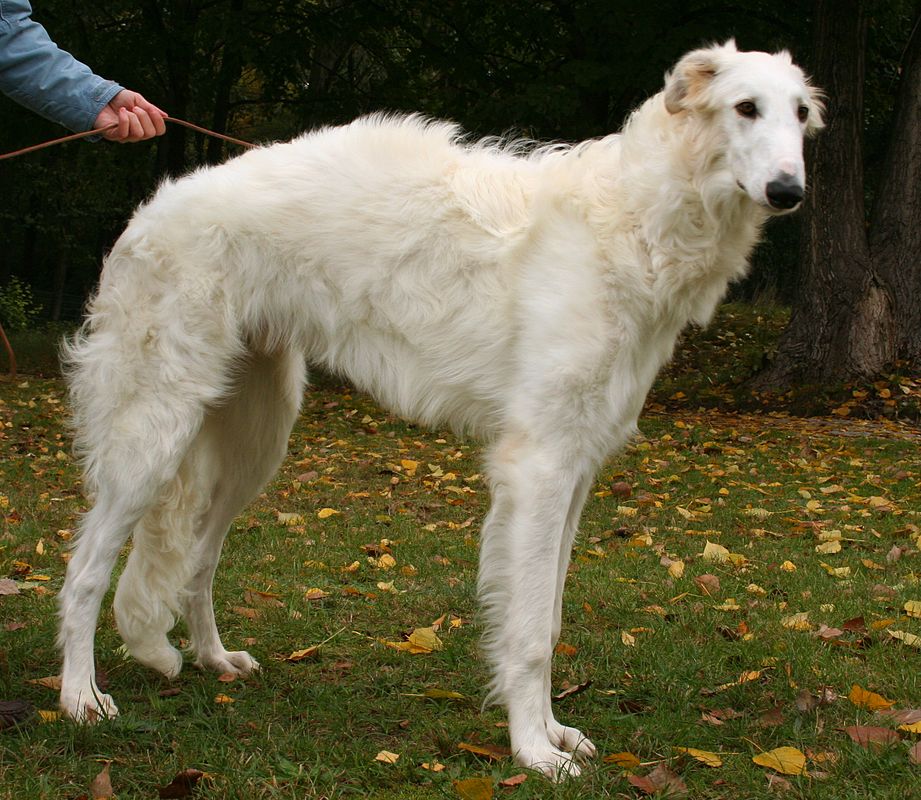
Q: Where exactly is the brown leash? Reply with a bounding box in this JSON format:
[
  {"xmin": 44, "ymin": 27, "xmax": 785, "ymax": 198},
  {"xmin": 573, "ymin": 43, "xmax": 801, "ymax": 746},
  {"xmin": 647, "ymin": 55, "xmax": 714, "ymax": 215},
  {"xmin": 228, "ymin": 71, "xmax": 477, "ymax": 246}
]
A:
[
  {"xmin": 0, "ymin": 115, "xmax": 255, "ymax": 161},
  {"xmin": 0, "ymin": 116, "xmax": 256, "ymax": 377}
]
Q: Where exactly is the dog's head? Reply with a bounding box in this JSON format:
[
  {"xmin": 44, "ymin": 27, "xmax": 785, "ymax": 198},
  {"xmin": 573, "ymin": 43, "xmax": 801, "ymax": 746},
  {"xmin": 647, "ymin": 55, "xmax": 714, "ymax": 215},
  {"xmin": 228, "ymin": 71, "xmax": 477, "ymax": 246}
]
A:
[{"xmin": 664, "ymin": 40, "xmax": 824, "ymax": 214}]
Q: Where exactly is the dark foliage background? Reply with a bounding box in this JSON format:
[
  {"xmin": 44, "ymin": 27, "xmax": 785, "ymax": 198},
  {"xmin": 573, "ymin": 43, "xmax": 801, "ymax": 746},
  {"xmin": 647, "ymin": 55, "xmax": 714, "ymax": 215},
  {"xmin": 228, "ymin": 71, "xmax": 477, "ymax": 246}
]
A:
[{"xmin": 0, "ymin": 0, "xmax": 913, "ymax": 322}]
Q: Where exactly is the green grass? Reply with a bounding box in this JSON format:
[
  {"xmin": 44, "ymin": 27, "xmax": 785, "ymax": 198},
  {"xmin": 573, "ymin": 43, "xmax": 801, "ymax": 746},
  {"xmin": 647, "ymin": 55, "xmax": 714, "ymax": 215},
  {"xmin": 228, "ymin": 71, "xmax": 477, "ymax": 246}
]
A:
[{"xmin": 1, "ymin": 307, "xmax": 920, "ymax": 799}]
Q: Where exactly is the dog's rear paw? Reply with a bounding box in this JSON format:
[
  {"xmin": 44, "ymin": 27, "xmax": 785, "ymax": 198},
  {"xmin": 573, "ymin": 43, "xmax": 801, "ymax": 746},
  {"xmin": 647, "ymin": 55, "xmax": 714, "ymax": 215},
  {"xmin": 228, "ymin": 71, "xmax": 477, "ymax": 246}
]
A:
[
  {"xmin": 195, "ymin": 649, "xmax": 260, "ymax": 676},
  {"xmin": 516, "ymin": 743, "xmax": 582, "ymax": 781},
  {"xmin": 60, "ymin": 688, "xmax": 119, "ymax": 723}
]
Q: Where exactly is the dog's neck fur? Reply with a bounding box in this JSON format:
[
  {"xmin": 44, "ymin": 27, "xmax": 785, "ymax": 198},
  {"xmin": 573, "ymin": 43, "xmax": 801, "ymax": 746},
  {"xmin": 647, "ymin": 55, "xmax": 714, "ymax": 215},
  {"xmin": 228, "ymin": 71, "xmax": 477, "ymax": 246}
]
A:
[{"xmin": 609, "ymin": 92, "xmax": 768, "ymax": 327}]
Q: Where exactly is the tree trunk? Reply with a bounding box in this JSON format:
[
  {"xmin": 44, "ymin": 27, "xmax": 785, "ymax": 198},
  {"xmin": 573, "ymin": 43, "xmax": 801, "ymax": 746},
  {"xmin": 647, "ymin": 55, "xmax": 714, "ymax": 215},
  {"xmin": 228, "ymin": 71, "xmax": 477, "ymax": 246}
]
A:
[
  {"xmin": 753, "ymin": 0, "xmax": 876, "ymax": 390},
  {"xmin": 868, "ymin": 4, "xmax": 921, "ymax": 364}
]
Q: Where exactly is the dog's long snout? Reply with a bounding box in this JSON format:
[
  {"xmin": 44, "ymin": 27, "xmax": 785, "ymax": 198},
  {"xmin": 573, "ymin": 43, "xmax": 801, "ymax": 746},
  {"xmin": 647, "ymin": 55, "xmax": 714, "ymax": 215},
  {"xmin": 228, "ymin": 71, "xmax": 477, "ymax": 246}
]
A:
[{"xmin": 765, "ymin": 175, "xmax": 804, "ymax": 210}]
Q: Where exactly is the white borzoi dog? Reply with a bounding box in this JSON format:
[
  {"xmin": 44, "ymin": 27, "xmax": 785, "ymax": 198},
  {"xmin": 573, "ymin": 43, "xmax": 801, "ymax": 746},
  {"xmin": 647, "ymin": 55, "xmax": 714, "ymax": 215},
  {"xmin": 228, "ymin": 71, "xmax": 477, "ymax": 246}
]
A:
[{"xmin": 58, "ymin": 41, "xmax": 822, "ymax": 777}]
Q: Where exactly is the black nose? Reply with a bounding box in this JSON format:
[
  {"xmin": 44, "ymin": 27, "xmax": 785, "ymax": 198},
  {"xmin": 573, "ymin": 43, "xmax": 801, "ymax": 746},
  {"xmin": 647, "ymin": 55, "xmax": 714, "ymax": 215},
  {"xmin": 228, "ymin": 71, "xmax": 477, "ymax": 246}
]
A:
[{"xmin": 766, "ymin": 178, "xmax": 804, "ymax": 210}]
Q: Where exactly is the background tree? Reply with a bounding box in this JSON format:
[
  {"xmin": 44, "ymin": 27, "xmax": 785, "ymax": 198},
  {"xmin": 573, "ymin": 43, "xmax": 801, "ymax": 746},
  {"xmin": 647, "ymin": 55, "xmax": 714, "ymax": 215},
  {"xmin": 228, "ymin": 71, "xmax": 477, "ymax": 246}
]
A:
[
  {"xmin": 1, "ymin": 0, "xmax": 912, "ymax": 386},
  {"xmin": 754, "ymin": 0, "xmax": 921, "ymax": 388}
]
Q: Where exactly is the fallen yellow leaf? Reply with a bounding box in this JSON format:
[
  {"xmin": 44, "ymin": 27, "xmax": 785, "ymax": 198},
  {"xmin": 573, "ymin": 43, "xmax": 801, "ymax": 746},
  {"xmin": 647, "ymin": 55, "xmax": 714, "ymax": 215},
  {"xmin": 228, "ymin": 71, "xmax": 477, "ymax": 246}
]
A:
[
  {"xmin": 781, "ymin": 612, "xmax": 811, "ymax": 631},
  {"xmin": 702, "ymin": 541, "xmax": 730, "ymax": 563},
  {"xmin": 752, "ymin": 746, "xmax": 806, "ymax": 775},
  {"xmin": 904, "ymin": 600, "xmax": 921, "ymax": 619},
  {"xmin": 815, "ymin": 540, "xmax": 841, "ymax": 554},
  {"xmin": 276, "ymin": 511, "xmax": 304, "ymax": 525},
  {"xmin": 898, "ymin": 722, "xmax": 921, "ymax": 734},
  {"xmin": 849, "ymin": 684, "xmax": 896, "ymax": 711},
  {"xmin": 382, "ymin": 626, "xmax": 443, "ymax": 654},
  {"xmin": 676, "ymin": 746, "xmax": 723, "ymax": 767},
  {"xmin": 780, "ymin": 560, "xmax": 797, "ymax": 572},
  {"xmin": 375, "ymin": 750, "xmax": 400, "ymax": 764},
  {"xmin": 317, "ymin": 507, "xmax": 340, "ymax": 519},
  {"xmin": 453, "ymin": 776, "xmax": 494, "ymax": 800},
  {"xmin": 888, "ymin": 629, "xmax": 921, "ymax": 649},
  {"xmin": 603, "ymin": 751, "xmax": 642, "ymax": 769},
  {"xmin": 287, "ymin": 646, "xmax": 319, "ymax": 661},
  {"xmin": 819, "ymin": 561, "xmax": 851, "ymax": 578},
  {"xmin": 214, "ymin": 694, "xmax": 235, "ymax": 704}
]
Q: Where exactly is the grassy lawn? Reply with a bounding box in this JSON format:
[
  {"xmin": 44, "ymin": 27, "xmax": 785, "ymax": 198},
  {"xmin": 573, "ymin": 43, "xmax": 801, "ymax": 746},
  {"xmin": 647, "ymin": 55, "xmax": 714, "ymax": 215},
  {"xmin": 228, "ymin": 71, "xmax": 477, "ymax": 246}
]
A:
[{"xmin": 1, "ymin": 305, "xmax": 920, "ymax": 798}]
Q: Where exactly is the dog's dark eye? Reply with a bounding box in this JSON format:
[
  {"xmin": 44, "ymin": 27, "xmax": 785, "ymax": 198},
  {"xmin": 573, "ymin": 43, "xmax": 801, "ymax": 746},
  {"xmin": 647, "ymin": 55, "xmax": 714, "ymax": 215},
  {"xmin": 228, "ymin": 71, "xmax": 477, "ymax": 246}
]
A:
[
  {"xmin": 736, "ymin": 101, "xmax": 758, "ymax": 119},
  {"xmin": 797, "ymin": 105, "xmax": 809, "ymax": 123}
]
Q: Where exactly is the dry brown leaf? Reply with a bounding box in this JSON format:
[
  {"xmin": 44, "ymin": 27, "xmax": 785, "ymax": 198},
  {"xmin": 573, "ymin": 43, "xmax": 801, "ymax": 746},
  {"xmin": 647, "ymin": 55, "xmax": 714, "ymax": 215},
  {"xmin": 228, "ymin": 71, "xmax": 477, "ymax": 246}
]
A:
[
  {"xmin": 910, "ymin": 741, "xmax": 921, "ymax": 765},
  {"xmin": 844, "ymin": 725, "xmax": 900, "ymax": 749},
  {"xmin": 243, "ymin": 589, "xmax": 284, "ymax": 607},
  {"xmin": 766, "ymin": 773, "xmax": 793, "ymax": 792},
  {"xmin": 27, "ymin": 675, "xmax": 62, "ymax": 690},
  {"xmin": 0, "ymin": 578, "xmax": 20, "ymax": 596},
  {"xmin": 157, "ymin": 769, "xmax": 205, "ymax": 799},
  {"xmin": 498, "ymin": 773, "xmax": 528, "ymax": 787},
  {"xmin": 878, "ymin": 708, "xmax": 921, "ymax": 725},
  {"xmin": 694, "ymin": 573, "xmax": 721, "ymax": 597},
  {"xmin": 90, "ymin": 762, "xmax": 113, "ymax": 799},
  {"xmin": 552, "ymin": 679, "xmax": 592, "ymax": 701},
  {"xmin": 457, "ymin": 741, "xmax": 511, "ymax": 761},
  {"xmin": 628, "ymin": 764, "xmax": 688, "ymax": 797}
]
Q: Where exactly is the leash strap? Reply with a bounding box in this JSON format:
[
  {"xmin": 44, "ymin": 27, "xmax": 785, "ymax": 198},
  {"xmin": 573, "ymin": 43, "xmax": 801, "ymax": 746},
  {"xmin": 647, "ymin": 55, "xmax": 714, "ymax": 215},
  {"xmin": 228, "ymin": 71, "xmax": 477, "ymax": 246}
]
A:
[{"xmin": 0, "ymin": 116, "xmax": 255, "ymax": 161}]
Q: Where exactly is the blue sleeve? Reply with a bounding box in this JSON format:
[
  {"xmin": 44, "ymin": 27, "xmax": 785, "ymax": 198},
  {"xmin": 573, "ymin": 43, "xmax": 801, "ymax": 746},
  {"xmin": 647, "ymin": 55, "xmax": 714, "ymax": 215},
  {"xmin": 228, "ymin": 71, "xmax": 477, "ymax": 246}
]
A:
[{"xmin": 0, "ymin": 0, "xmax": 123, "ymax": 131}]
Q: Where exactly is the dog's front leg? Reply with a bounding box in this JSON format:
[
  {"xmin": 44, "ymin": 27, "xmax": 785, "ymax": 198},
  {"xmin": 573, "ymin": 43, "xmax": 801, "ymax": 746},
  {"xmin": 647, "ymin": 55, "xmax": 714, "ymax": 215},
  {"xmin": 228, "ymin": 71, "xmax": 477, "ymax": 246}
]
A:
[{"xmin": 480, "ymin": 437, "xmax": 596, "ymax": 779}]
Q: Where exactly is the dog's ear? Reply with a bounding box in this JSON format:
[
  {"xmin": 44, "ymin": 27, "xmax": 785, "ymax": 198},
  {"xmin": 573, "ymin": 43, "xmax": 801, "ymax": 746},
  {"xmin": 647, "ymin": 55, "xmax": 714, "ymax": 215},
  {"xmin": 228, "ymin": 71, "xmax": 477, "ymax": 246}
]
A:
[
  {"xmin": 664, "ymin": 42, "xmax": 732, "ymax": 114},
  {"xmin": 804, "ymin": 83, "xmax": 826, "ymax": 137}
]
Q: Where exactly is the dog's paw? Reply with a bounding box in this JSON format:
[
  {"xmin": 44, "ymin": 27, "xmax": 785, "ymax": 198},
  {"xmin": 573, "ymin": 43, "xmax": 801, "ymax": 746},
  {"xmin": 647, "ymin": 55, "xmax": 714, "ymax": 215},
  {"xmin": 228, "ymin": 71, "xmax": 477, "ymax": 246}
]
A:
[
  {"xmin": 132, "ymin": 643, "xmax": 184, "ymax": 678},
  {"xmin": 547, "ymin": 721, "xmax": 597, "ymax": 761},
  {"xmin": 195, "ymin": 649, "xmax": 260, "ymax": 676},
  {"xmin": 515, "ymin": 742, "xmax": 582, "ymax": 781},
  {"xmin": 60, "ymin": 687, "xmax": 119, "ymax": 723}
]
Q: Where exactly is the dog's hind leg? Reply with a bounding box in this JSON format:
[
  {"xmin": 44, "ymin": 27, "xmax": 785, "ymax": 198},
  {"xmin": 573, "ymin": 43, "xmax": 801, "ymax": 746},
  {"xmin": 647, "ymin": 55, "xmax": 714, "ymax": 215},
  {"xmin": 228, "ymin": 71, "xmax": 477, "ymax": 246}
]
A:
[
  {"xmin": 58, "ymin": 392, "xmax": 211, "ymax": 722},
  {"xmin": 182, "ymin": 348, "xmax": 305, "ymax": 675},
  {"xmin": 480, "ymin": 434, "xmax": 597, "ymax": 779},
  {"xmin": 113, "ymin": 454, "xmax": 211, "ymax": 679}
]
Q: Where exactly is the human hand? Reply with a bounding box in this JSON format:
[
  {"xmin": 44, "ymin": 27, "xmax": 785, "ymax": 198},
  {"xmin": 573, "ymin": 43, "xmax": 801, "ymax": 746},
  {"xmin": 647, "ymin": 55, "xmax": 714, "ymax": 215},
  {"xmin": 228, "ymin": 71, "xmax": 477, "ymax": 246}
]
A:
[{"xmin": 94, "ymin": 89, "xmax": 167, "ymax": 142}]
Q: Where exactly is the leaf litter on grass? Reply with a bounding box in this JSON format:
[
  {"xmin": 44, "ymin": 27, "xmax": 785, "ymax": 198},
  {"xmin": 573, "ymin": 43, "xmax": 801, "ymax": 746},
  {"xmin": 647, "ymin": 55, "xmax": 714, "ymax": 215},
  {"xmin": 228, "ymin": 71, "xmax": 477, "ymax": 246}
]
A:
[{"xmin": 3, "ymin": 336, "xmax": 921, "ymax": 798}]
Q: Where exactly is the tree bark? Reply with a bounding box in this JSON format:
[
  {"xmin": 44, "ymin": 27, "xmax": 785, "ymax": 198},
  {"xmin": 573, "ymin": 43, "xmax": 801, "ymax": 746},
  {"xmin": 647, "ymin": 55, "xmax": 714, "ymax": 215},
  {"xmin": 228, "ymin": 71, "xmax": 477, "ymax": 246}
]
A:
[
  {"xmin": 755, "ymin": 2, "xmax": 921, "ymax": 391},
  {"xmin": 868, "ymin": 5, "xmax": 921, "ymax": 364}
]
